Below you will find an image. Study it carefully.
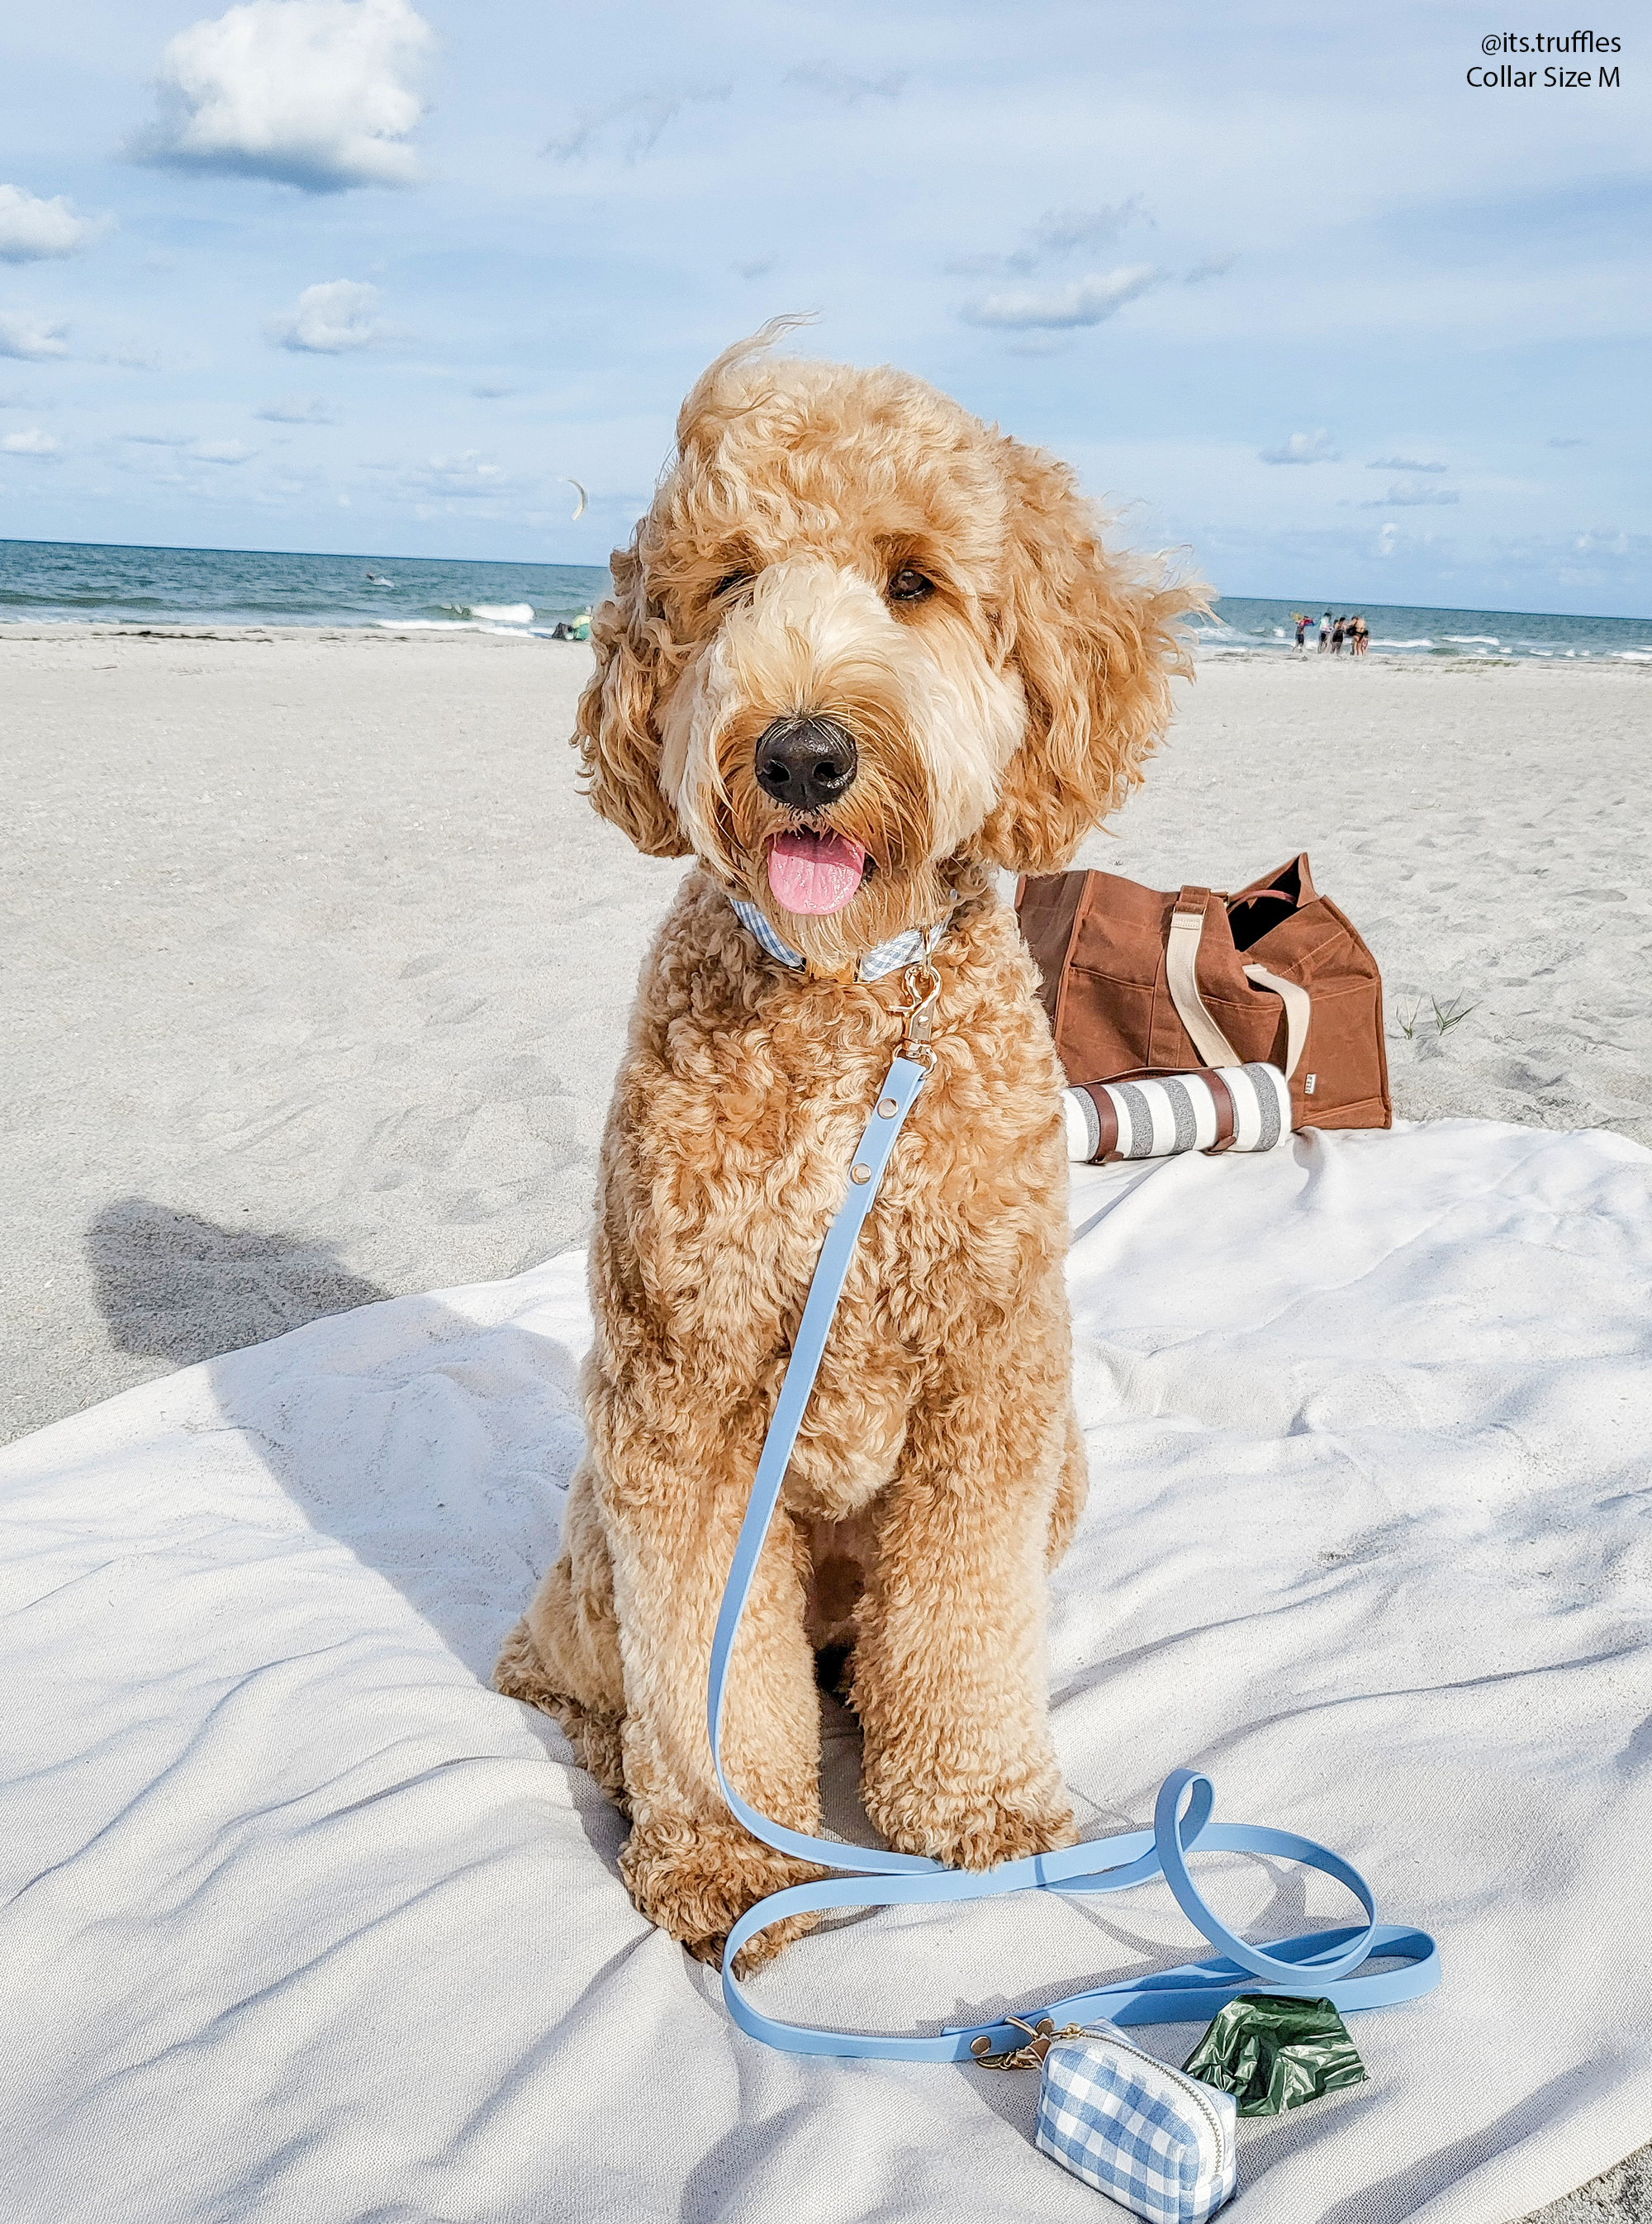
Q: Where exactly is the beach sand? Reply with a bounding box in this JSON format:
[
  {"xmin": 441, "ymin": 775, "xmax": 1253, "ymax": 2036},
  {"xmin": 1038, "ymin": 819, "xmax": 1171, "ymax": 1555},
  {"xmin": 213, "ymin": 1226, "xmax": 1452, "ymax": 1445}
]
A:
[
  {"xmin": 5, "ymin": 629, "xmax": 1649, "ymax": 1452},
  {"xmin": 2, "ymin": 624, "xmax": 1649, "ymax": 2217}
]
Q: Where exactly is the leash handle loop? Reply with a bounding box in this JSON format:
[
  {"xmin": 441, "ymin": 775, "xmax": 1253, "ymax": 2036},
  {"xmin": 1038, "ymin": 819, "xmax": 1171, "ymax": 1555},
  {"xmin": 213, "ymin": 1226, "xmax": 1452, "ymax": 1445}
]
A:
[{"xmin": 705, "ymin": 1053, "xmax": 1441, "ymax": 2057}]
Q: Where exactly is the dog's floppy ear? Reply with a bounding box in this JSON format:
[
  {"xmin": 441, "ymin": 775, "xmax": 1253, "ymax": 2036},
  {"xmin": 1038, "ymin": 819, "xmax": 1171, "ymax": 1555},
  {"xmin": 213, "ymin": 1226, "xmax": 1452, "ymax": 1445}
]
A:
[
  {"xmin": 973, "ymin": 438, "xmax": 1195, "ymax": 875},
  {"xmin": 572, "ymin": 541, "xmax": 693, "ymax": 858}
]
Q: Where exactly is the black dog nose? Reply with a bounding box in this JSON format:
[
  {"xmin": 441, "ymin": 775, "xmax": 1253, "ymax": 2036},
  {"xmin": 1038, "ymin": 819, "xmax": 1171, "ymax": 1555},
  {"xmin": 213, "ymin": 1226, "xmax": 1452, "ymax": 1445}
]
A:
[{"xmin": 753, "ymin": 717, "xmax": 858, "ymax": 810}]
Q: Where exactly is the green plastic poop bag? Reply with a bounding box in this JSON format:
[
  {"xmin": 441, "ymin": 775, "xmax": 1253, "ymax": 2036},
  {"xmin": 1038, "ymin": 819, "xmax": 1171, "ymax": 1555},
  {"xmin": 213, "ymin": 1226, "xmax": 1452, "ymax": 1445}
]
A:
[{"xmin": 1181, "ymin": 1994, "xmax": 1367, "ymax": 2117}]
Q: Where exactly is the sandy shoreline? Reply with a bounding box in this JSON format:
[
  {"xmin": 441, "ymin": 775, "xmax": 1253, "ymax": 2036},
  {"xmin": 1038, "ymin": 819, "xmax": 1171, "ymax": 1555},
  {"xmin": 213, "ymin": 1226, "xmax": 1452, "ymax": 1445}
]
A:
[
  {"xmin": 2, "ymin": 626, "xmax": 1650, "ymax": 2219},
  {"xmin": 4, "ymin": 628, "xmax": 1648, "ymax": 1450}
]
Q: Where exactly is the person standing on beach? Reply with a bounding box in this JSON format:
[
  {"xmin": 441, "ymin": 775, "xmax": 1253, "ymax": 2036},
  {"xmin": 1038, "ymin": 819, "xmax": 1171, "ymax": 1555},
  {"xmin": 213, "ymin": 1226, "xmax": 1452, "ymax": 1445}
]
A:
[
  {"xmin": 1294, "ymin": 612, "xmax": 1310, "ymax": 652},
  {"xmin": 1319, "ymin": 611, "xmax": 1332, "ymax": 651},
  {"xmin": 1352, "ymin": 615, "xmax": 1368, "ymax": 655},
  {"xmin": 1332, "ymin": 615, "xmax": 1346, "ymax": 654}
]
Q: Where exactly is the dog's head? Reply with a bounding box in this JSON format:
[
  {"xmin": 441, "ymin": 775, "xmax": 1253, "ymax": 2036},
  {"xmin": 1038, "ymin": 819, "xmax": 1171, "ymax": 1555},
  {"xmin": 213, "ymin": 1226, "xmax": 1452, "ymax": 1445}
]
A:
[{"xmin": 575, "ymin": 324, "xmax": 1197, "ymax": 969}]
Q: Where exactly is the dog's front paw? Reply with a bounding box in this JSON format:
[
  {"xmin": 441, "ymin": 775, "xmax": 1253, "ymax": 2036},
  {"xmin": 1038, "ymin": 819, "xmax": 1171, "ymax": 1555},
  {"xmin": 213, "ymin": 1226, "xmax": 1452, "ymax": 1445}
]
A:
[
  {"xmin": 931, "ymin": 1793, "xmax": 1079, "ymax": 1871},
  {"xmin": 620, "ymin": 1817, "xmax": 822, "ymax": 1972},
  {"xmin": 866, "ymin": 1776, "xmax": 1078, "ymax": 1871}
]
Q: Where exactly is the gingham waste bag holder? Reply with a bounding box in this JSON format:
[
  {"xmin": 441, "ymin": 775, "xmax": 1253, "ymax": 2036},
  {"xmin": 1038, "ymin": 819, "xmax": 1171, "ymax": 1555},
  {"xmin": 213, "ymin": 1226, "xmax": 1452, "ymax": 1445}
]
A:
[
  {"xmin": 1034, "ymin": 2019, "xmax": 1237, "ymax": 2223},
  {"xmin": 700, "ymin": 1036, "xmax": 1441, "ymax": 2220}
]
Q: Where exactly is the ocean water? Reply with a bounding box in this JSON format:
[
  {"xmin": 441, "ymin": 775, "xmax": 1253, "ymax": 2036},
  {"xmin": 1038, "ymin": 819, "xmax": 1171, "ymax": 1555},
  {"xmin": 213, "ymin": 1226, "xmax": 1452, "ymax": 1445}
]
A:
[
  {"xmin": 2, "ymin": 542, "xmax": 1646, "ymax": 662},
  {"xmin": 1193, "ymin": 595, "xmax": 1651, "ymax": 663},
  {"xmin": 0, "ymin": 539, "xmax": 613, "ymax": 636}
]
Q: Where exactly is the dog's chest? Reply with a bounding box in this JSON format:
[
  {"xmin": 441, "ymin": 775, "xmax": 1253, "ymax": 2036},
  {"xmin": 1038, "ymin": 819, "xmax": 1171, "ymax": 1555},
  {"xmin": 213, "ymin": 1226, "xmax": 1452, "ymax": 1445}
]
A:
[
  {"xmin": 668, "ymin": 1067, "xmax": 950, "ymax": 1508},
  {"xmin": 612, "ymin": 984, "xmax": 1066, "ymax": 1512}
]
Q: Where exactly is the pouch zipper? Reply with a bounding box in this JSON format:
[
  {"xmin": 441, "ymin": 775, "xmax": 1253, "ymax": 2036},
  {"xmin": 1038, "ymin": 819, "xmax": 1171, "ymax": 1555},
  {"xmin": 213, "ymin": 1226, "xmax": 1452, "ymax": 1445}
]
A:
[{"xmin": 1077, "ymin": 2022, "xmax": 1231, "ymax": 2180}]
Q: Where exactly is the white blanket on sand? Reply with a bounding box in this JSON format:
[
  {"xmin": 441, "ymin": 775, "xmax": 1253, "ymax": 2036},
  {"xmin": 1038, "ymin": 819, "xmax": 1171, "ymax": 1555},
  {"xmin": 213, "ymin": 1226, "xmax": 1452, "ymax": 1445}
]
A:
[{"xmin": 4, "ymin": 1118, "xmax": 1650, "ymax": 2224}]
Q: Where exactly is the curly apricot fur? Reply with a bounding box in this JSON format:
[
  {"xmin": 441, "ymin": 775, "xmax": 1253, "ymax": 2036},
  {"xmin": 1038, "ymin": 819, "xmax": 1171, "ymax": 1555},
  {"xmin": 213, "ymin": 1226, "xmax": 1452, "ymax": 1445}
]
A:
[{"xmin": 498, "ymin": 329, "xmax": 1199, "ymax": 1965}]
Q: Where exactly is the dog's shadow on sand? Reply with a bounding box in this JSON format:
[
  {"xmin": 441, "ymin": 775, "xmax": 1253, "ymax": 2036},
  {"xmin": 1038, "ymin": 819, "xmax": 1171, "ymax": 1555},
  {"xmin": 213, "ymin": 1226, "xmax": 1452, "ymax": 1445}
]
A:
[
  {"xmin": 88, "ymin": 1195, "xmax": 394, "ymax": 1366},
  {"xmin": 84, "ymin": 1195, "xmax": 576, "ymax": 1671},
  {"xmin": 85, "ymin": 1195, "xmax": 622, "ymax": 1871}
]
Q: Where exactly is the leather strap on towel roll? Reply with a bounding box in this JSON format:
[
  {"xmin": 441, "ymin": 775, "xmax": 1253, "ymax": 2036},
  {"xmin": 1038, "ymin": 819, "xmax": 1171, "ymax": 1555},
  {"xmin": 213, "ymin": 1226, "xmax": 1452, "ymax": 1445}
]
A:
[
  {"xmin": 1207, "ymin": 1067, "xmax": 1238, "ymax": 1152},
  {"xmin": 1079, "ymin": 1081, "xmax": 1120, "ymax": 1159}
]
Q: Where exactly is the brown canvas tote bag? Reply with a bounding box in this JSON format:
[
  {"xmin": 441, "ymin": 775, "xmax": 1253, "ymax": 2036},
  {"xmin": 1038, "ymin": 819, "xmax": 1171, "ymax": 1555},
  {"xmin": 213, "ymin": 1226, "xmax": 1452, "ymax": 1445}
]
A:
[{"xmin": 1017, "ymin": 853, "xmax": 1391, "ymax": 1133}]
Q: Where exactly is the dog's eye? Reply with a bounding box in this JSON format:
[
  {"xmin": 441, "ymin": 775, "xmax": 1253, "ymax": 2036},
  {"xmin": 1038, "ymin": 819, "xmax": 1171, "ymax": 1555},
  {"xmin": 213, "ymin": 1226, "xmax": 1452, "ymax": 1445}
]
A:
[
  {"xmin": 888, "ymin": 567, "xmax": 934, "ymax": 604},
  {"xmin": 712, "ymin": 570, "xmax": 749, "ymax": 599}
]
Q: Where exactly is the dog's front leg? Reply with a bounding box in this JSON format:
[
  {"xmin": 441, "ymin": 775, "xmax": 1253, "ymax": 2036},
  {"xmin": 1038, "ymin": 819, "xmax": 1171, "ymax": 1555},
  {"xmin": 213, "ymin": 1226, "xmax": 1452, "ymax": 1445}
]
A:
[
  {"xmin": 853, "ymin": 1327, "xmax": 1077, "ymax": 1870},
  {"xmin": 601, "ymin": 1438, "xmax": 825, "ymax": 1968}
]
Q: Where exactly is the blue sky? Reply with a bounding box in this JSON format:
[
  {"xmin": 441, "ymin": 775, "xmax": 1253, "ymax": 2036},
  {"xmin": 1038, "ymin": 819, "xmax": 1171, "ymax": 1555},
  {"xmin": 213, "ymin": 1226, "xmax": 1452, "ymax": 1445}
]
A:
[{"xmin": 1, "ymin": 0, "xmax": 1647, "ymax": 613}]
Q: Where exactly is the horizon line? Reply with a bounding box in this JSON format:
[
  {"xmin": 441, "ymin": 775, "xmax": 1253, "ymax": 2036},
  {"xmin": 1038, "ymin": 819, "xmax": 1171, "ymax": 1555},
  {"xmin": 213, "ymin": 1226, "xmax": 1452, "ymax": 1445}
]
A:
[{"xmin": 0, "ymin": 538, "xmax": 1645, "ymax": 628}]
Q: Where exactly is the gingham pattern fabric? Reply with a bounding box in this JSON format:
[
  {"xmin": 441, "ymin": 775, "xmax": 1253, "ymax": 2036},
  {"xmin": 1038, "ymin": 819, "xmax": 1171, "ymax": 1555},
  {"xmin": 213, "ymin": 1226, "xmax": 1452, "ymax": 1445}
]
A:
[
  {"xmin": 1036, "ymin": 2032, "xmax": 1237, "ymax": 2224},
  {"xmin": 729, "ymin": 897, "xmax": 947, "ymax": 982}
]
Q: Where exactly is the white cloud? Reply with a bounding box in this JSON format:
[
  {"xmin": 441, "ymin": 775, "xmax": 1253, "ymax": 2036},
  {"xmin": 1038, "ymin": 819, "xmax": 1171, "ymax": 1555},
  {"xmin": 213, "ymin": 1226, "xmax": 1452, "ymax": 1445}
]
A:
[
  {"xmin": 961, "ymin": 263, "xmax": 1163, "ymax": 330},
  {"xmin": 0, "ymin": 313, "xmax": 69, "ymax": 360},
  {"xmin": 1260, "ymin": 428, "xmax": 1340, "ymax": 465},
  {"xmin": 1184, "ymin": 253, "xmax": 1237, "ymax": 284},
  {"xmin": 1548, "ymin": 436, "xmax": 1589, "ymax": 449},
  {"xmin": 0, "ymin": 185, "xmax": 102, "ymax": 263},
  {"xmin": 544, "ymin": 85, "xmax": 729, "ymax": 162},
  {"xmin": 1364, "ymin": 479, "xmax": 1460, "ymax": 506},
  {"xmin": 1, "ymin": 425, "xmax": 59, "ymax": 454},
  {"xmin": 1369, "ymin": 454, "xmax": 1446, "ymax": 472},
  {"xmin": 735, "ymin": 255, "xmax": 776, "ymax": 281},
  {"xmin": 264, "ymin": 279, "xmax": 384, "ymax": 353},
  {"xmin": 1031, "ymin": 200, "xmax": 1150, "ymax": 256},
  {"xmin": 407, "ymin": 450, "xmax": 510, "ymax": 497},
  {"xmin": 471, "ymin": 383, "xmax": 514, "ymax": 398},
  {"xmin": 113, "ymin": 431, "xmax": 259, "ymax": 476},
  {"xmin": 949, "ymin": 201, "xmax": 1150, "ymax": 282},
  {"xmin": 784, "ymin": 63, "xmax": 906, "ymax": 105},
  {"xmin": 126, "ymin": 0, "xmax": 433, "ymax": 193},
  {"xmin": 255, "ymin": 393, "xmax": 335, "ymax": 421}
]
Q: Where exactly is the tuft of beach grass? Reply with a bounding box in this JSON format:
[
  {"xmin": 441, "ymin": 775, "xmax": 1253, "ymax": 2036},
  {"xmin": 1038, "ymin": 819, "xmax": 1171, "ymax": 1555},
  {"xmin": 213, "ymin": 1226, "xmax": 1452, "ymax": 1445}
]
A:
[{"xmin": 1393, "ymin": 993, "xmax": 1479, "ymax": 1043}]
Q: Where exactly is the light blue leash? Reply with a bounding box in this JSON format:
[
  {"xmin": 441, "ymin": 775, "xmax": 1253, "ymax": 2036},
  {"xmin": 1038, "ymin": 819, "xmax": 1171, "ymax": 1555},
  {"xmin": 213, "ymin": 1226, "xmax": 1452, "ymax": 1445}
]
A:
[{"xmin": 707, "ymin": 1019, "xmax": 1441, "ymax": 2060}]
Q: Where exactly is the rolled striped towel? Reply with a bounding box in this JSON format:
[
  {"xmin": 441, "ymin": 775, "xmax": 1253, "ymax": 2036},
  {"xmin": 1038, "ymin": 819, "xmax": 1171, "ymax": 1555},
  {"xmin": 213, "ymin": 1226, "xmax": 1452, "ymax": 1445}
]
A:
[{"xmin": 1063, "ymin": 1064, "xmax": 1292, "ymax": 1163}]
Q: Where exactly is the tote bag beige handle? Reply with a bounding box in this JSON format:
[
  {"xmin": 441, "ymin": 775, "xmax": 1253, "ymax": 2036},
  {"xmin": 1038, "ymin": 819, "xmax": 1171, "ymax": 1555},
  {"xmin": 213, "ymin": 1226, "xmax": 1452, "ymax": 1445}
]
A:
[
  {"xmin": 1241, "ymin": 964, "xmax": 1309, "ymax": 1081},
  {"xmin": 1165, "ymin": 895, "xmax": 1310, "ymax": 1081}
]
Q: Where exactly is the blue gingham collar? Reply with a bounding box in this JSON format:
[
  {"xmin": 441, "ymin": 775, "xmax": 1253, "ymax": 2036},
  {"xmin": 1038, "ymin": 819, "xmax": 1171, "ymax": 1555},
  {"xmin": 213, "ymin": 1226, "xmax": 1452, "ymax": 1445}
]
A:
[{"xmin": 729, "ymin": 896, "xmax": 949, "ymax": 982}]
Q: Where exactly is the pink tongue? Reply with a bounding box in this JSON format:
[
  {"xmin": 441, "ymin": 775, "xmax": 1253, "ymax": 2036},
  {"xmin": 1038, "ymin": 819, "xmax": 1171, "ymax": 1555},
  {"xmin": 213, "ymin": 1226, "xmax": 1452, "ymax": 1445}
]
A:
[{"xmin": 767, "ymin": 829, "xmax": 868, "ymax": 916}]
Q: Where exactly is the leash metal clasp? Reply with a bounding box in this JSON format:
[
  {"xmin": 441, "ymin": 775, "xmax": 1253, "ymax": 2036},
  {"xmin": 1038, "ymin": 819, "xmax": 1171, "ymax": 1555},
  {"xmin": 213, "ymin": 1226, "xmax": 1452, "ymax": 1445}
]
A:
[
  {"xmin": 895, "ymin": 960, "xmax": 942, "ymax": 1067},
  {"xmin": 969, "ymin": 2017, "xmax": 1089, "ymax": 2071}
]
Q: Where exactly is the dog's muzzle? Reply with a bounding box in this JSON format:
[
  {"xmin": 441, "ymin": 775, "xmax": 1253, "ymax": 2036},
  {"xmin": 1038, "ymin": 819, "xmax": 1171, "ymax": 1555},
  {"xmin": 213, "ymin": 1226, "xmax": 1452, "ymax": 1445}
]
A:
[{"xmin": 753, "ymin": 716, "xmax": 859, "ymax": 810}]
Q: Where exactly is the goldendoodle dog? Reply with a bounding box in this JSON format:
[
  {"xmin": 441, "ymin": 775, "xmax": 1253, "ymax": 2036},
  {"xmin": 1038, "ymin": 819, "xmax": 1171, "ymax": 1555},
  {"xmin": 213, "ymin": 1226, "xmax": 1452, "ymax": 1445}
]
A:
[{"xmin": 496, "ymin": 324, "xmax": 1193, "ymax": 1967}]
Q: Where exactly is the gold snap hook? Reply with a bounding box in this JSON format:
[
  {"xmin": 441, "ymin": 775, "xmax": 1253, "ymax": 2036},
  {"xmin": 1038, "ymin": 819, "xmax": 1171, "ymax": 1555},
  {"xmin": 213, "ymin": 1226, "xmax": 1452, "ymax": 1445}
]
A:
[
  {"xmin": 968, "ymin": 2017, "xmax": 1087, "ymax": 2070},
  {"xmin": 895, "ymin": 959, "xmax": 942, "ymax": 1066}
]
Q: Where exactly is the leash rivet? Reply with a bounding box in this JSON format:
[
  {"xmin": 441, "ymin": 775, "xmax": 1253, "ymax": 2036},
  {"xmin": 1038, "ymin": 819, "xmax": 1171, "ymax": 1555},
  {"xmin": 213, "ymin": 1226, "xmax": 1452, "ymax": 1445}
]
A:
[
  {"xmin": 851, "ymin": 1163, "xmax": 871, "ymax": 1185},
  {"xmin": 877, "ymin": 1097, "xmax": 897, "ymax": 1119}
]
